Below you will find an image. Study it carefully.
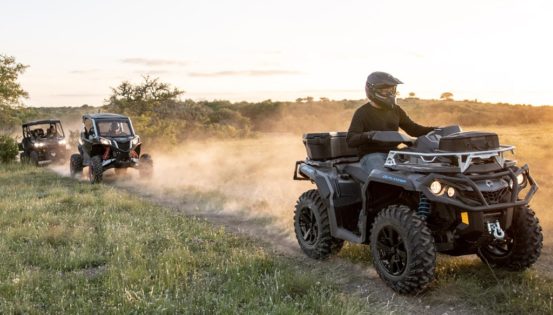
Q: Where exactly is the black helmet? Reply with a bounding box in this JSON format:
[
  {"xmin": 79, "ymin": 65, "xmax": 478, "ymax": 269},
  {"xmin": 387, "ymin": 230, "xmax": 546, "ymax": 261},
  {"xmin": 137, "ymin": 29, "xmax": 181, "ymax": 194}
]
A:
[{"xmin": 365, "ymin": 71, "xmax": 403, "ymax": 110}]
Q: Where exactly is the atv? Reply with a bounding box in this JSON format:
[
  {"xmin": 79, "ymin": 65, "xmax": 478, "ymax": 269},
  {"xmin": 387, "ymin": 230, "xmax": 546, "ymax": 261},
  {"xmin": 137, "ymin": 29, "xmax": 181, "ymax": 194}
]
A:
[
  {"xmin": 293, "ymin": 126, "xmax": 542, "ymax": 294},
  {"xmin": 69, "ymin": 113, "xmax": 153, "ymax": 183},
  {"xmin": 19, "ymin": 119, "xmax": 68, "ymax": 166}
]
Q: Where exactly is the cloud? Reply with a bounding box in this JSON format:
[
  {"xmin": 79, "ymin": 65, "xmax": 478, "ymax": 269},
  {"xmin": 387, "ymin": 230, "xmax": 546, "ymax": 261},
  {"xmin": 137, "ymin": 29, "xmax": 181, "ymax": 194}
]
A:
[
  {"xmin": 188, "ymin": 70, "xmax": 302, "ymax": 77},
  {"xmin": 69, "ymin": 69, "xmax": 99, "ymax": 74},
  {"xmin": 133, "ymin": 70, "xmax": 172, "ymax": 75},
  {"xmin": 121, "ymin": 58, "xmax": 188, "ymax": 67}
]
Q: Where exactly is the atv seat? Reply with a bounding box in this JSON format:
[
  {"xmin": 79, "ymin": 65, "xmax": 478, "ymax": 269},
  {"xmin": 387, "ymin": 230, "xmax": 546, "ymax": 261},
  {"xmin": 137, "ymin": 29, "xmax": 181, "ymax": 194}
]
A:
[{"xmin": 338, "ymin": 163, "xmax": 369, "ymax": 183}]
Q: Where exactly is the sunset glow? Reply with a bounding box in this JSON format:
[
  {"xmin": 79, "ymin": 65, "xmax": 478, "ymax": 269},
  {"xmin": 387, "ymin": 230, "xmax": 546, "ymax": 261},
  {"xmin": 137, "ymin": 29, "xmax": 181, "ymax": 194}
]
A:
[{"xmin": 2, "ymin": 0, "xmax": 552, "ymax": 106}]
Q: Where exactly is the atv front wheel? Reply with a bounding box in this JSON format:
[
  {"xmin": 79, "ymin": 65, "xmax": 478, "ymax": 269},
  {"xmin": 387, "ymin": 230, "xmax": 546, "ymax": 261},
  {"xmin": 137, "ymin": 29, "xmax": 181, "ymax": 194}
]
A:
[
  {"xmin": 88, "ymin": 155, "xmax": 103, "ymax": 184},
  {"xmin": 294, "ymin": 189, "xmax": 344, "ymax": 259},
  {"xmin": 70, "ymin": 154, "xmax": 83, "ymax": 178},
  {"xmin": 370, "ymin": 204, "xmax": 436, "ymax": 294},
  {"xmin": 477, "ymin": 205, "xmax": 543, "ymax": 270}
]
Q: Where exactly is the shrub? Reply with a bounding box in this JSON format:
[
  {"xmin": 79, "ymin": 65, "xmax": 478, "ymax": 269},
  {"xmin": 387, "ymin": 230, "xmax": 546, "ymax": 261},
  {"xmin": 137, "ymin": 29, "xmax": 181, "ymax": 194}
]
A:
[{"xmin": 0, "ymin": 135, "xmax": 18, "ymax": 163}]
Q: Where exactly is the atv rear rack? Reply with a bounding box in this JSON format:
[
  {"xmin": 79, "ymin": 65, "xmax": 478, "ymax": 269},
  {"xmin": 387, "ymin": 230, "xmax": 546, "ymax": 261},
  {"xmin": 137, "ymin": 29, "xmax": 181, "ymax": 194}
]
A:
[{"xmin": 385, "ymin": 145, "xmax": 515, "ymax": 173}]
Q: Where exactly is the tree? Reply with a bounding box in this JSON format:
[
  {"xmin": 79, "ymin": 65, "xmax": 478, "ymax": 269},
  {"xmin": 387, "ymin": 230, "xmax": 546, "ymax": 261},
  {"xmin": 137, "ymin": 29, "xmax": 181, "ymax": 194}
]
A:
[
  {"xmin": 440, "ymin": 92, "xmax": 454, "ymax": 101},
  {"xmin": 0, "ymin": 55, "xmax": 28, "ymax": 107},
  {"xmin": 106, "ymin": 75, "xmax": 184, "ymax": 115},
  {"xmin": 408, "ymin": 92, "xmax": 416, "ymax": 98}
]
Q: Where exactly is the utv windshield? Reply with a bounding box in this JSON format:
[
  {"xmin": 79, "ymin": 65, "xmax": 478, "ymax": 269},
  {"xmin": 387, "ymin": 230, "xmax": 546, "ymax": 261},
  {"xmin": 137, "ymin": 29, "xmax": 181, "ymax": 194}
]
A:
[
  {"xmin": 96, "ymin": 120, "xmax": 133, "ymax": 137},
  {"xmin": 26, "ymin": 122, "xmax": 64, "ymax": 139}
]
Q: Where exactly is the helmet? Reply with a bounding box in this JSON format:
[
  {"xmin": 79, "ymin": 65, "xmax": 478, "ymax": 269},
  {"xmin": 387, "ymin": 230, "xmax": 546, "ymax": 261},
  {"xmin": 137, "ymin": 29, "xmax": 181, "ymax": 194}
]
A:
[
  {"xmin": 365, "ymin": 71, "xmax": 403, "ymax": 110},
  {"xmin": 110, "ymin": 122, "xmax": 120, "ymax": 132}
]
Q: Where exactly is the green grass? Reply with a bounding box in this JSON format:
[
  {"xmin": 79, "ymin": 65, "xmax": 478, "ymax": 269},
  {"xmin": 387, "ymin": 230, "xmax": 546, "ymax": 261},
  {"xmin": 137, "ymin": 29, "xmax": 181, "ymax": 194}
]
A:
[
  {"xmin": 0, "ymin": 164, "xmax": 379, "ymax": 314},
  {"xmin": 3, "ymin": 163, "xmax": 553, "ymax": 314},
  {"xmin": 339, "ymin": 243, "xmax": 553, "ymax": 314}
]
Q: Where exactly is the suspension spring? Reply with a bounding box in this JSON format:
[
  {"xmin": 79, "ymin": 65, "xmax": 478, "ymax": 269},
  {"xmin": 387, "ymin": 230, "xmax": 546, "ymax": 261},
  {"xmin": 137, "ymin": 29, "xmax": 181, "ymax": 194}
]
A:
[{"xmin": 417, "ymin": 193, "xmax": 432, "ymax": 220}]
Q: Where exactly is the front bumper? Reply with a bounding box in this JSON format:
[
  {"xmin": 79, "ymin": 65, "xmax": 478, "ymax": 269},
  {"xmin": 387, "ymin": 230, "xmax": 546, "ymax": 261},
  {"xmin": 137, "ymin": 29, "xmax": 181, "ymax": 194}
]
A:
[{"xmin": 420, "ymin": 164, "xmax": 537, "ymax": 212}]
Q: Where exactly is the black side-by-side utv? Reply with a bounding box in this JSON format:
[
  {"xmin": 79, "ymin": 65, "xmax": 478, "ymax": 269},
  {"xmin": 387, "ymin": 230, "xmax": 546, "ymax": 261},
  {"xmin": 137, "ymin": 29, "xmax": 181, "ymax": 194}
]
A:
[
  {"xmin": 293, "ymin": 126, "xmax": 542, "ymax": 293},
  {"xmin": 19, "ymin": 119, "xmax": 68, "ymax": 166},
  {"xmin": 69, "ymin": 113, "xmax": 153, "ymax": 183}
]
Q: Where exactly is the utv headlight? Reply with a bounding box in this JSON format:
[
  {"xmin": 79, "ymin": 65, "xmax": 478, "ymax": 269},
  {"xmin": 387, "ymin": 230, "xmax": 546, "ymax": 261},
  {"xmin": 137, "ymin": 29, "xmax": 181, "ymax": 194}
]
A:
[
  {"xmin": 34, "ymin": 142, "xmax": 44, "ymax": 148},
  {"xmin": 430, "ymin": 181, "xmax": 443, "ymax": 194},
  {"xmin": 516, "ymin": 174, "xmax": 525, "ymax": 185},
  {"xmin": 131, "ymin": 137, "xmax": 140, "ymax": 146},
  {"xmin": 58, "ymin": 139, "xmax": 67, "ymax": 145},
  {"xmin": 99, "ymin": 138, "xmax": 111, "ymax": 146}
]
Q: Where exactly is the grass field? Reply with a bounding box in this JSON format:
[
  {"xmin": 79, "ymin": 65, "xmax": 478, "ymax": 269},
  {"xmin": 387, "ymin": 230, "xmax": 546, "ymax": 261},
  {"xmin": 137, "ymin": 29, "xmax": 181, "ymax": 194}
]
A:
[
  {"xmin": 0, "ymin": 163, "xmax": 382, "ymax": 314},
  {"xmin": 3, "ymin": 122, "xmax": 553, "ymax": 314}
]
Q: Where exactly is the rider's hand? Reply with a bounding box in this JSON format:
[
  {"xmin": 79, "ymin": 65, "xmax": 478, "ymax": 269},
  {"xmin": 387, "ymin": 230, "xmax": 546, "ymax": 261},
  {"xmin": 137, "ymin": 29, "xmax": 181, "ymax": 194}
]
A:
[{"xmin": 365, "ymin": 131, "xmax": 378, "ymax": 140}]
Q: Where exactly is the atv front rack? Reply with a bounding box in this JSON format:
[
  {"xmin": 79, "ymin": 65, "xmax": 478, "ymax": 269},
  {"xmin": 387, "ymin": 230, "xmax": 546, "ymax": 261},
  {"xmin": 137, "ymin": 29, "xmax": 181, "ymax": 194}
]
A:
[{"xmin": 385, "ymin": 145, "xmax": 515, "ymax": 173}]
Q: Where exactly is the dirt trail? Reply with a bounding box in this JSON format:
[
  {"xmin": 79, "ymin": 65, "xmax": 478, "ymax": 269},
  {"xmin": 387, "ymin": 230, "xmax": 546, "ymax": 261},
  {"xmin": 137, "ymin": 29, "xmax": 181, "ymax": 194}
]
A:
[{"xmin": 51, "ymin": 133, "xmax": 553, "ymax": 314}]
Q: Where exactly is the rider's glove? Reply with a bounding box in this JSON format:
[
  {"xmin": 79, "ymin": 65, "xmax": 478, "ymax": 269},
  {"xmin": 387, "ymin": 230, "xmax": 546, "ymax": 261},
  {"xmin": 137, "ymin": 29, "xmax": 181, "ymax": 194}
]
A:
[{"xmin": 365, "ymin": 131, "xmax": 378, "ymax": 141}]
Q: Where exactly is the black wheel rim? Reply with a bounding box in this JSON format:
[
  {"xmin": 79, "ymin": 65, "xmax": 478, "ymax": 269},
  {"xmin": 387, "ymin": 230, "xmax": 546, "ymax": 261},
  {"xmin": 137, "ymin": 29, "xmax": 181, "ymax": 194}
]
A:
[
  {"xmin": 376, "ymin": 226, "xmax": 407, "ymax": 276},
  {"xmin": 298, "ymin": 206, "xmax": 319, "ymax": 246}
]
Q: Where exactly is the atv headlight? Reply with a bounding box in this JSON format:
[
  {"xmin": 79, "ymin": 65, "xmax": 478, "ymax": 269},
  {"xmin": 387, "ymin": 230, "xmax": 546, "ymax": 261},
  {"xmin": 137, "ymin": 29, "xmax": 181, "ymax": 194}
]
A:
[
  {"xmin": 446, "ymin": 186, "xmax": 456, "ymax": 198},
  {"xmin": 430, "ymin": 181, "xmax": 443, "ymax": 195},
  {"xmin": 99, "ymin": 138, "xmax": 111, "ymax": 146}
]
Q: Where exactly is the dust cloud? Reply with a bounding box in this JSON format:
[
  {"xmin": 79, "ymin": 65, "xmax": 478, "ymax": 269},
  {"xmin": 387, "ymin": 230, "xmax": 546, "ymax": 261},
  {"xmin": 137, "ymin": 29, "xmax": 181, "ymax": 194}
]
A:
[
  {"xmin": 50, "ymin": 123, "xmax": 553, "ymax": 264},
  {"xmin": 139, "ymin": 134, "xmax": 313, "ymax": 233}
]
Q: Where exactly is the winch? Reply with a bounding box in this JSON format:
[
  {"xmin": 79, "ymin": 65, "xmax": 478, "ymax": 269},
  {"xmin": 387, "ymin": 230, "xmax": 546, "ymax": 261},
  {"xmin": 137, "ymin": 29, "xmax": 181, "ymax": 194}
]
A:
[{"xmin": 486, "ymin": 220, "xmax": 505, "ymax": 240}]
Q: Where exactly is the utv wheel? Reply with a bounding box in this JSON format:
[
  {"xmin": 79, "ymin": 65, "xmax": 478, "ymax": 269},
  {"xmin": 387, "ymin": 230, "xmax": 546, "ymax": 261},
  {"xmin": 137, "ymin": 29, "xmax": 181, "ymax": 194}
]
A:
[
  {"xmin": 88, "ymin": 155, "xmax": 103, "ymax": 184},
  {"xmin": 139, "ymin": 154, "xmax": 153, "ymax": 179},
  {"xmin": 477, "ymin": 205, "xmax": 543, "ymax": 270},
  {"xmin": 30, "ymin": 151, "xmax": 39, "ymax": 166},
  {"xmin": 294, "ymin": 189, "xmax": 344, "ymax": 259},
  {"xmin": 20, "ymin": 153, "xmax": 29, "ymax": 164},
  {"xmin": 370, "ymin": 204, "xmax": 436, "ymax": 294},
  {"xmin": 70, "ymin": 154, "xmax": 84, "ymax": 178}
]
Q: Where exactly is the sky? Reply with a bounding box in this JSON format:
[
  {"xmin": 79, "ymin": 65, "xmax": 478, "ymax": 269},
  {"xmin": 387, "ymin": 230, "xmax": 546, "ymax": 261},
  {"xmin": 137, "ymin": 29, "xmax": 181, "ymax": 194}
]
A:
[{"xmin": 2, "ymin": 0, "xmax": 553, "ymax": 107}]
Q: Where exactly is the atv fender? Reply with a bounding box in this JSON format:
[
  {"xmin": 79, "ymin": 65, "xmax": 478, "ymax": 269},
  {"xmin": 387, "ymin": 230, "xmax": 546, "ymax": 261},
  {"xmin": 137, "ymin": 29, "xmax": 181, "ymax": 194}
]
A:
[
  {"xmin": 298, "ymin": 164, "xmax": 332, "ymax": 201},
  {"xmin": 366, "ymin": 169, "xmax": 417, "ymax": 191}
]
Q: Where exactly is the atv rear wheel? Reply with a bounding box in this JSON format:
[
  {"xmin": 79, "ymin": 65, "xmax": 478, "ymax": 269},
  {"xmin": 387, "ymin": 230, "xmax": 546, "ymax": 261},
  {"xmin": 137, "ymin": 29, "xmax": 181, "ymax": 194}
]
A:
[
  {"xmin": 370, "ymin": 204, "xmax": 436, "ymax": 294},
  {"xmin": 70, "ymin": 154, "xmax": 83, "ymax": 178},
  {"xmin": 294, "ymin": 189, "xmax": 344, "ymax": 260},
  {"xmin": 88, "ymin": 155, "xmax": 103, "ymax": 184},
  {"xmin": 138, "ymin": 154, "xmax": 153, "ymax": 179},
  {"xmin": 477, "ymin": 205, "xmax": 542, "ymax": 270}
]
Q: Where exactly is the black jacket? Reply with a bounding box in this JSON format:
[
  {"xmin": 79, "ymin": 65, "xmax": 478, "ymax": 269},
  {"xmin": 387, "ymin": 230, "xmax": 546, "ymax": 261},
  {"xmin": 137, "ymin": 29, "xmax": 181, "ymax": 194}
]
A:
[{"xmin": 346, "ymin": 102, "xmax": 434, "ymax": 156}]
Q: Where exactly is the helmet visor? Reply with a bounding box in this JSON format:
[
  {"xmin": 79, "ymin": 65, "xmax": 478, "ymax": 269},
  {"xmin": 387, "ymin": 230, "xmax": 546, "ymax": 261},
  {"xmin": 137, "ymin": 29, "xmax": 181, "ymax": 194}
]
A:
[{"xmin": 375, "ymin": 86, "xmax": 397, "ymax": 98}]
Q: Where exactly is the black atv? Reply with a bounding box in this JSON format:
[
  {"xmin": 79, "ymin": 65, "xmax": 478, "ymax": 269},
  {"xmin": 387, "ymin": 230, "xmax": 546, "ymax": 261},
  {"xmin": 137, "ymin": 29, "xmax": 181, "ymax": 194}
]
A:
[
  {"xmin": 19, "ymin": 119, "xmax": 68, "ymax": 166},
  {"xmin": 69, "ymin": 113, "xmax": 153, "ymax": 183},
  {"xmin": 293, "ymin": 126, "xmax": 542, "ymax": 294}
]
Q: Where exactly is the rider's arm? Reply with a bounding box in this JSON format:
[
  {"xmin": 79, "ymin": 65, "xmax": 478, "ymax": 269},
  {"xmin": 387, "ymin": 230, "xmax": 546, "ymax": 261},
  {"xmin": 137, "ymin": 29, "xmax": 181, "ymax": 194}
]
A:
[
  {"xmin": 398, "ymin": 106, "xmax": 435, "ymax": 137},
  {"xmin": 347, "ymin": 108, "xmax": 373, "ymax": 146}
]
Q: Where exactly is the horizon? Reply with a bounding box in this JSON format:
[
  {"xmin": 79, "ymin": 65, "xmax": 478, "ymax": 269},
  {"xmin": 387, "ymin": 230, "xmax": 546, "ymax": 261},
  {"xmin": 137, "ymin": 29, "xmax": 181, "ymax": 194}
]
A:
[{"xmin": 3, "ymin": 0, "xmax": 553, "ymax": 107}]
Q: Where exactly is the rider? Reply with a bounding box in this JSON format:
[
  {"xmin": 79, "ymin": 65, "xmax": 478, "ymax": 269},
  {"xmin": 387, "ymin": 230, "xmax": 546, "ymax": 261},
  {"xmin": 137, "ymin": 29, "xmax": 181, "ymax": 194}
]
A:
[{"xmin": 346, "ymin": 71, "xmax": 435, "ymax": 173}]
